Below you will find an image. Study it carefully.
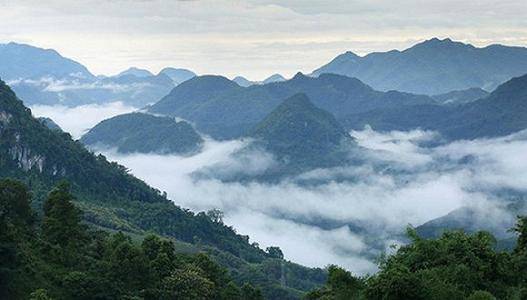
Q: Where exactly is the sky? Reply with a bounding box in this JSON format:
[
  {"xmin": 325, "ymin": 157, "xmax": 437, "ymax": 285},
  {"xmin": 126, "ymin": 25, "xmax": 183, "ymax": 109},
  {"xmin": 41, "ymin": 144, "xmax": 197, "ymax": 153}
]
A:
[{"xmin": 1, "ymin": 0, "xmax": 527, "ymax": 80}]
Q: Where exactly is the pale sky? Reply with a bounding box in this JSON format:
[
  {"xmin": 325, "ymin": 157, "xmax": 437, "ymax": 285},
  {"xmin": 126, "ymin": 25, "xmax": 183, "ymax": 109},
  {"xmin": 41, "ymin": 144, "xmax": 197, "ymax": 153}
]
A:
[{"xmin": 1, "ymin": 0, "xmax": 526, "ymax": 80}]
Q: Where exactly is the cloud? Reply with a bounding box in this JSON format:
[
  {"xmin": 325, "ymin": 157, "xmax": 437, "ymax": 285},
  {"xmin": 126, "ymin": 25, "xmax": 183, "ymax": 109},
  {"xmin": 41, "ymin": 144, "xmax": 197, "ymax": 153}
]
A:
[
  {"xmin": 27, "ymin": 104, "xmax": 519, "ymax": 273},
  {"xmin": 30, "ymin": 102, "xmax": 136, "ymax": 138},
  {"xmin": 1, "ymin": 1, "xmax": 526, "ymax": 79},
  {"xmin": 89, "ymin": 127, "xmax": 526, "ymax": 274}
]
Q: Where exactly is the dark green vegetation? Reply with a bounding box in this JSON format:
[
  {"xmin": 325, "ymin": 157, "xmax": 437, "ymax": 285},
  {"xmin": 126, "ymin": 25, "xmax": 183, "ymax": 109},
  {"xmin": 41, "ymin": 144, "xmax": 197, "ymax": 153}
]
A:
[
  {"xmin": 343, "ymin": 73, "xmax": 527, "ymax": 140},
  {"xmin": 307, "ymin": 219, "xmax": 527, "ymax": 299},
  {"xmin": 81, "ymin": 112, "xmax": 203, "ymax": 155},
  {"xmin": 148, "ymin": 72, "xmax": 433, "ymax": 139},
  {"xmin": 0, "ymin": 80, "xmax": 326, "ymax": 299},
  {"xmin": 249, "ymin": 93, "xmax": 354, "ymax": 173},
  {"xmin": 0, "ymin": 179, "xmax": 266, "ymax": 299},
  {"xmin": 313, "ymin": 38, "xmax": 527, "ymax": 95}
]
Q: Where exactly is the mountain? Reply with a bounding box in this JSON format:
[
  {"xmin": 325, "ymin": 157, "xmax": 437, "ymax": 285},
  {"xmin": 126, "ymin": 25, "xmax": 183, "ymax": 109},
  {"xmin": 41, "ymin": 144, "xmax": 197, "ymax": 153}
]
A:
[
  {"xmin": 233, "ymin": 75, "xmax": 254, "ymax": 87},
  {"xmin": 0, "ymin": 42, "xmax": 178, "ymax": 107},
  {"xmin": 313, "ymin": 38, "xmax": 527, "ymax": 95},
  {"xmin": 116, "ymin": 67, "xmax": 154, "ymax": 78},
  {"xmin": 37, "ymin": 117, "xmax": 62, "ymax": 131},
  {"xmin": 249, "ymin": 93, "xmax": 354, "ymax": 172},
  {"xmin": 0, "ymin": 79, "xmax": 326, "ymax": 298},
  {"xmin": 81, "ymin": 112, "xmax": 203, "ymax": 154},
  {"xmin": 263, "ymin": 73, "xmax": 286, "ymax": 84},
  {"xmin": 343, "ymin": 73, "xmax": 527, "ymax": 140},
  {"xmin": 148, "ymin": 73, "xmax": 434, "ymax": 139},
  {"xmin": 158, "ymin": 67, "xmax": 196, "ymax": 85},
  {"xmin": 0, "ymin": 42, "xmax": 94, "ymax": 81},
  {"xmin": 432, "ymin": 87, "xmax": 490, "ymax": 106}
]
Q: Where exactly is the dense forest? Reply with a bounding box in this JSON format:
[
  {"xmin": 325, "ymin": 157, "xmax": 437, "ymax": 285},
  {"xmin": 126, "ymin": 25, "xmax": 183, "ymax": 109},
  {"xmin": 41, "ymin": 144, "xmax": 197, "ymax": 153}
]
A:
[
  {"xmin": 0, "ymin": 179, "xmax": 265, "ymax": 299},
  {"xmin": 307, "ymin": 218, "xmax": 527, "ymax": 300},
  {"xmin": 3, "ymin": 178, "xmax": 526, "ymax": 299}
]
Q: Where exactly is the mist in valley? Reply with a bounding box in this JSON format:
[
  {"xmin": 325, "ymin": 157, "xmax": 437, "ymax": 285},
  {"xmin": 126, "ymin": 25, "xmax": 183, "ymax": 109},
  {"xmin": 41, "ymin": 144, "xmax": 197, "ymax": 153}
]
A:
[{"xmin": 44, "ymin": 110, "xmax": 527, "ymax": 274}]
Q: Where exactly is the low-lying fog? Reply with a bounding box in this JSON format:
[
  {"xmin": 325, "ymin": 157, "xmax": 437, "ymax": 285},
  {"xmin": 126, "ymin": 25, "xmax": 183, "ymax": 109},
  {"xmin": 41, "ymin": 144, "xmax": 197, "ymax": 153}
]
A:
[
  {"xmin": 37, "ymin": 105, "xmax": 527, "ymax": 275},
  {"xmin": 30, "ymin": 102, "xmax": 137, "ymax": 139}
]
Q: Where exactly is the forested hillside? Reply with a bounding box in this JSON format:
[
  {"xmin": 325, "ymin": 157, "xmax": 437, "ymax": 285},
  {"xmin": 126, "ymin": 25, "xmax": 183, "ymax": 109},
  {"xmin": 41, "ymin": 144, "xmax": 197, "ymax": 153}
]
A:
[
  {"xmin": 0, "ymin": 80, "xmax": 326, "ymax": 299},
  {"xmin": 307, "ymin": 220, "xmax": 527, "ymax": 299}
]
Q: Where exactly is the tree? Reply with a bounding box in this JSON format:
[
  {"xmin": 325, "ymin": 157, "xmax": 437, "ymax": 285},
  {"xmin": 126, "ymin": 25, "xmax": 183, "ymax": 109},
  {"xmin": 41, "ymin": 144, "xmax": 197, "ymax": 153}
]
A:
[
  {"xmin": 466, "ymin": 290, "xmax": 496, "ymax": 300},
  {"xmin": 266, "ymin": 246, "xmax": 284, "ymax": 259},
  {"xmin": 42, "ymin": 181, "xmax": 86, "ymax": 251},
  {"xmin": 513, "ymin": 216, "xmax": 527, "ymax": 254},
  {"xmin": 29, "ymin": 289, "xmax": 53, "ymax": 300},
  {"xmin": 160, "ymin": 266, "xmax": 214, "ymax": 299},
  {"xmin": 240, "ymin": 283, "xmax": 264, "ymax": 300},
  {"xmin": 206, "ymin": 209, "xmax": 224, "ymax": 224},
  {"xmin": 0, "ymin": 179, "xmax": 34, "ymax": 299}
]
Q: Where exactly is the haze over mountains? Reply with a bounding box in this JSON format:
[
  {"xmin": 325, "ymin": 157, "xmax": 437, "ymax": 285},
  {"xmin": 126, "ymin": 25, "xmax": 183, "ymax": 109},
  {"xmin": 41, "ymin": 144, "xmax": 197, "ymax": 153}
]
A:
[
  {"xmin": 343, "ymin": 73, "xmax": 527, "ymax": 140},
  {"xmin": 0, "ymin": 42, "xmax": 196, "ymax": 107},
  {"xmin": 313, "ymin": 38, "xmax": 527, "ymax": 95},
  {"xmin": 3, "ymin": 36, "xmax": 527, "ymax": 299},
  {"xmin": 148, "ymin": 72, "xmax": 433, "ymax": 139}
]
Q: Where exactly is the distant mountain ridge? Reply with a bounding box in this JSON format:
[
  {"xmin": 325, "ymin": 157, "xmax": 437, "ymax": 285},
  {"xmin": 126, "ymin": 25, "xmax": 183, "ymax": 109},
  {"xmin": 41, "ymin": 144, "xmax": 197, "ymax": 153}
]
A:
[
  {"xmin": 0, "ymin": 42, "xmax": 196, "ymax": 107},
  {"xmin": 116, "ymin": 67, "xmax": 154, "ymax": 78},
  {"xmin": 148, "ymin": 72, "xmax": 434, "ymax": 139},
  {"xmin": 343, "ymin": 73, "xmax": 527, "ymax": 140},
  {"xmin": 432, "ymin": 87, "xmax": 490, "ymax": 106},
  {"xmin": 313, "ymin": 38, "xmax": 527, "ymax": 95}
]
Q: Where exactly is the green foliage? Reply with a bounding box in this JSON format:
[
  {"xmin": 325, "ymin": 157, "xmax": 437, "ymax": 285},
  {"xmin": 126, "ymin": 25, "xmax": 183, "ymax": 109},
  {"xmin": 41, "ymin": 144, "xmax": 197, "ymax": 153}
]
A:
[
  {"xmin": 308, "ymin": 218, "xmax": 527, "ymax": 300},
  {"xmin": 0, "ymin": 179, "xmax": 257, "ymax": 299},
  {"xmin": 266, "ymin": 246, "xmax": 284, "ymax": 259},
  {"xmin": 247, "ymin": 93, "xmax": 355, "ymax": 177},
  {"xmin": 467, "ymin": 290, "xmax": 496, "ymax": 300},
  {"xmin": 29, "ymin": 289, "xmax": 54, "ymax": 300},
  {"xmin": 81, "ymin": 112, "xmax": 203, "ymax": 155}
]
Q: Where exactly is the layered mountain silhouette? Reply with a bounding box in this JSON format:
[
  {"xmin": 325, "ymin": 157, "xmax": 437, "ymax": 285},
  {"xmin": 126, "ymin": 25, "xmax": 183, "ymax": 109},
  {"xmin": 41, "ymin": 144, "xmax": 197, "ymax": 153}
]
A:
[
  {"xmin": 432, "ymin": 87, "xmax": 490, "ymax": 106},
  {"xmin": 116, "ymin": 67, "xmax": 154, "ymax": 78},
  {"xmin": 313, "ymin": 38, "xmax": 527, "ymax": 95},
  {"xmin": 0, "ymin": 42, "xmax": 94, "ymax": 81},
  {"xmin": 262, "ymin": 73, "xmax": 286, "ymax": 84},
  {"xmin": 233, "ymin": 75, "xmax": 254, "ymax": 87},
  {"xmin": 158, "ymin": 67, "xmax": 196, "ymax": 85},
  {"xmin": 81, "ymin": 112, "xmax": 203, "ymax": 155},
  {"xmin": 343, "ymin": 73, "xmax": 527, "ymax": 140},
  {"xmin": 148, "ymin": 72, "xmax": 433, "ymax": 139},
  {"xmin": 0, "ymin": 42, "xmax": 195, "ymax": 107}
]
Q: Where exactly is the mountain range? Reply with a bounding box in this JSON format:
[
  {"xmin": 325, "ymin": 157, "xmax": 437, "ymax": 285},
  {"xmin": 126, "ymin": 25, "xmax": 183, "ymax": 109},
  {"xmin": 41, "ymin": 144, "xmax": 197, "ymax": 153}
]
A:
[
  {"xmin": 233, "ymin": 74, "xmax": 287, "ymax": 87},
  {"xmin": 148, "ymin": 72, "xmax": 433, "ymax": 139},
  {"xmin": 343, "ymin": 73, "xmax": 527, "ymax": 140},
  {"xmin": 313, "ymin": 38, "xmax": 527, "ymax": 95},
  {"xmin": 0, "ymin": 42, "xmax": 196, "ymax": 107}
]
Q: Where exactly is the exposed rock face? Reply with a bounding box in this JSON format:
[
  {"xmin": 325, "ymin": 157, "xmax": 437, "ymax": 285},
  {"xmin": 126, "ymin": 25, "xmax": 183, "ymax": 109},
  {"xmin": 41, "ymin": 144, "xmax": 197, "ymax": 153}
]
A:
[
  {"xmin": 0, "ymin": 111, "xmax": 11, "ymax": 124},
  {"xmin": 9, "ymin": 145, "xmax": 45, "ymax": 172}
]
